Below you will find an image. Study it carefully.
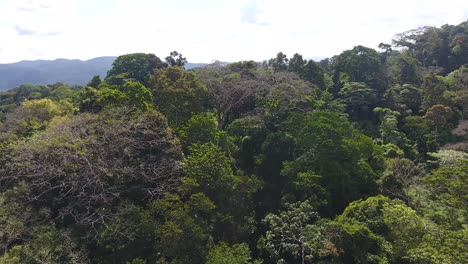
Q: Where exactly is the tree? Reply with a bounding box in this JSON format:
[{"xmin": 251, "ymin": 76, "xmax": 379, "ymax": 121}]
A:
[
  {"xmin": 205, "ymin": 242, "xmax": 260, "ymax": 264},
  {"xmin": 280, "ymin": 111, "xmax": 381, "ymax": 214},
  {"xmin": 95, "ymin": 81, "xmax": 153, "ymax": 111},
  {"xmin": 0, "ymin": 108, "xmax": 183, "ymax": 239},
  {"xmin": 0, "ymin": 226, "xmax": 89, "ymax": 264},
  {"xmin": 288, "ymin": 53, "xmax": 305, "ymax": 75},
  {"xmin": 386, "ymin": 55, "xmax": 420, "ymax": 85},
  {"xmin": 106, "ymin": 53, "xmax": 166, "ymax": 86},
  {"xmin": 87, "ymin": 75, "xmax": 102, "ymax": 88},
  {"xmin": 178, "ymin": 113, "xmax": 218, "ymax": 149},
  {"xmin": 165, "ymin": 51, "xmax": 187, "ymax": 68},
  {"xmin": 151, "ymin": 193, "xmax": 215, "ymax": 264},
  {"xmin": 268, "ymin": 52, "xmax": 289, "ymax": 72},
  {"xmin": 380, "ymin": 158, "xmax": 424, "ymax": 205},
  {"xmin": 384, "ymin": 84, "xmax": 422, "ymax": 115},
  {"xmin": 150, "ymin": 66, "xmax": 208, "ymax": 127},
  {"xmin": 339, "ymin": 82, "xmax": 377, "ymax": 121},
  {"xmin": 331, "ymin": 45, "xmax": 384, "ymax": 93},
  {"xmin": 121, "ymin": 81, "xmax": 153, "ymax": 111},
  {"xmin": 262, "ymin": 200, "xmax": 329, "ymax": 264},
  {"xmin": 183, "ymin": 143, "xmax": 259, "ymax": 243},
  {"xmin": 301, "ymin": 60, "xmax": 326, "ymax": 89},
  {"xmin": 334, "ymin": 195, "xmax": 426, "ymax": 263},
  {"xmin": 374, "ymin": 107, "xmax": 414, "ymax": 157},
  {"xmin": 420, "ymin": 74, "xmax": 450, "ymax": 112},
  {"xmin": 199, "ymin": 69, "xmax": 255, "ymax": 129},
  {"xmin": 0, "ymin": 98, "xmax": 75, "ymax": 139}
]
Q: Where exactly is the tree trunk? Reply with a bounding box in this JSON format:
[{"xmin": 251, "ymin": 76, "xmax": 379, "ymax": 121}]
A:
[{"xmin": 302, "ymin": 244, "xmax": 305, "ymax": 264}]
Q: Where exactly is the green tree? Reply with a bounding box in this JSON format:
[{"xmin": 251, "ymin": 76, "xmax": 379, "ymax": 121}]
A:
[
  {"xmin": 87, "ymin": 75, "xmax": 102, "ymax": 88},
  {"xmin": 339, "ymin": 82, "xmax": 377, "ymax": 121},
  {"xmin": 183, "ymin": 143, "xmax": 259, "ymax": 242},
  {"xmin": 288, "ymin": 53, "xmax": 305, "ymax": 75},
  {"xmin": 268, "ymin": 52, "xmax": 289, "ymax": 72},
  {"xmin": 262, "ymin": 200, "xmax": 330, "ymax": 264},
  {"xmin": 152, "ymin": 193, "xmax": 215, "ymax": 264},
  {"xmin": 205, "ymin": 242, "xmax": 260, "ymax": 264},
  {"xmin": 280, "ymin": 111, "xmax": 381, "ymax": 213},
  {"xmin": 334, "ymin": 195, "xmax": 426, "ymax": 263},
  {"xmin": 106, "ymin": 53, "xmax": 166, "ymax": 86},
  {"xmin": 331, "ymin": 45, "xmax": 384, "ymax": 94},
  {"xmin": 165, "ymin": 51, "xmax": 187, "ymax": 68},
  {"xmin": 150, "ymin": 66, "xmax": 208, "ymax": 127},
  {"xmin": 384, "ymin": 84, "xmax": 422, "ymax": 115}
]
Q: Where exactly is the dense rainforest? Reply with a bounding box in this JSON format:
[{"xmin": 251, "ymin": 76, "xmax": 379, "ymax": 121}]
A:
[{"xmin": 0, "ymin": 21, "xmax": 467, "ymax": 264}]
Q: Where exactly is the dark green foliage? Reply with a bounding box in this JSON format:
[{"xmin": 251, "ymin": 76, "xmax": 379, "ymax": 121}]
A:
[
  {"xmin": 331, "ymin": 45, "xmax": 384, "ymax": 94},
  {"xmin": 280, "ymin": 111, "xmax": 381, "ymax": 214},
  {"xmin": 87, "ymin": 75, "xmax": 102, "ymax": 88},
  {"xmin": 106, "ymin": 53, "xmax": 166, "ymax": 86}
]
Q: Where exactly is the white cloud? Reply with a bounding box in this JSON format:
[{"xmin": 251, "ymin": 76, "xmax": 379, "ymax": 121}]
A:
[{"xmin": 0, "ymin": 0, "xmax": 467, "ymax": 63}]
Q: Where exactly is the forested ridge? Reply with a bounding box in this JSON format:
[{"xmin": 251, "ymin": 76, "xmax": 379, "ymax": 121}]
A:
[{"xmin": 0, "ymin": 22, "xmax": 467, "ymax": 264}]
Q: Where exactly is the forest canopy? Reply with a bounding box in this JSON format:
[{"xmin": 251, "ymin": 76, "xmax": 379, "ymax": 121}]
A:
[{"xmin": 0, "ymin": 21, "xmax": 467, "ymax": 264}]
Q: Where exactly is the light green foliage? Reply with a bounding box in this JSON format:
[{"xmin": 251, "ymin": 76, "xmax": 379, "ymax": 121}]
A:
[
  {"xmin": 178, "ymin": 113, "xmax": 237, "ymax": 155},
  {"xmin": 122, "ymin": 81, "xmax": 153, "ymax": 111},
  {"xmin": 380, "ymin": 158, "xmax": 423, "ymax": 206},
  {"xmin": 96, "ymin": 85, "xmax": 126, "ymax": 107},
  {"xmin": 50, "ymin": 85, "xmax": 79, "ymax": 102},
  {"xmin": 0, "ymin": 226, "xmax": 88, "ymax": 264},
  {"xmin": 374, "ymin": 107, "xmax": 415, "ymax": 157},
  {"xmin": 0, "ymin": 98, "xmax": 75, "ymax": 138},
  {"xmin": 205, "ymin": 242, "xmax": 261, "ymax": 264},
  {"xmin": 427, "ymin": 149, "xmax": 468, "ymax": 167},
  {"xmin": 422, "ymin": 160, "xmax": 468, "ymax": 228},
  {"xmin": 336, "ymin": 195, "xmax": 426, "ymax": 263},
  {"xmin": 262, "ymin": 200, "xmax": 332, "ymax": 264},
  {"xmin": 96, "ymin": 81, "xmax": 153, "ymax": 111}
]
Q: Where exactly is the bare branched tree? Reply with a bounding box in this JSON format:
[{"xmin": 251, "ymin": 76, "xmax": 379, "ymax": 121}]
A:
[{"xmin": 0, "ymin": 107, "xmax": 183, "ymax": 240}]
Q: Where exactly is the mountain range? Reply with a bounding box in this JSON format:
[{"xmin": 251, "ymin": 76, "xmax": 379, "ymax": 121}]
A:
[{"xmin": 0, "ymin": 57, "xmax": 207, "ymax": 91}]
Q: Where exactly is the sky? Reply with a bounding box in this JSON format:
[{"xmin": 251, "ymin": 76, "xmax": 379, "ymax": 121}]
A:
[{"xmin": 0, "ymin": 0, "xmax": 467, "ymax": 64}]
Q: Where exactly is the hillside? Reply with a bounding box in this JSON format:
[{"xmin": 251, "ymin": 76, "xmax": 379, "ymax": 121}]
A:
[{"xmin": 0, "ymin": 57, "xmax": 206, "ymax": 90}]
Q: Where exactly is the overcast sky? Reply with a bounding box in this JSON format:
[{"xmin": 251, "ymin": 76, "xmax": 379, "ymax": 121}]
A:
[{"xmin": 0, "ymin": 0, "xmax": 467, "ymax": 63}]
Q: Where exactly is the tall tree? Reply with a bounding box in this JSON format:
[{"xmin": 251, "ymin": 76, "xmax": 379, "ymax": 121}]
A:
[{"xmin": 106, "ymin": 53, "xmax": 166, "ymax": 86}]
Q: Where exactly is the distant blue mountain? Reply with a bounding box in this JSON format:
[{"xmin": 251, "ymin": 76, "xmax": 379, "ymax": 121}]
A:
[{"xmin": 0, "ymin": 57, "xmax": 207, "ymax": 91}]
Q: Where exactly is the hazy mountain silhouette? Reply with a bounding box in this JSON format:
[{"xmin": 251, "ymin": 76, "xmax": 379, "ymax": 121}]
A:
[{"xmin": 0, "ymin": 57, "xmax": 207, "ymax": 91}]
